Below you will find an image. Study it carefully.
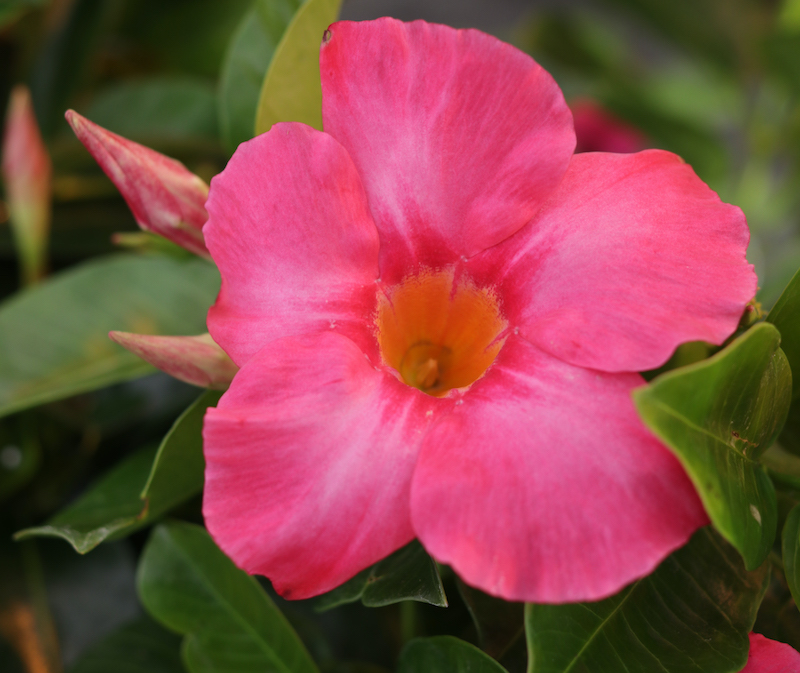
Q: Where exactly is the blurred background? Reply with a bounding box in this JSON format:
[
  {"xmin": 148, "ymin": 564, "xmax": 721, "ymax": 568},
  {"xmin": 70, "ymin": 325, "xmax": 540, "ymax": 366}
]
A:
[{"xmin": 1, "ymin": 0, "xmax": 799, "ymax": 671}]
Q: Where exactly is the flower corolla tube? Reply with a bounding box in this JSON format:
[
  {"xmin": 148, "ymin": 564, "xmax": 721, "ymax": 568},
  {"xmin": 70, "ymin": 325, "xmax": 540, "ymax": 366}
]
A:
[{"xmin": 202, "ymin": 18, "xmax": 756, "ymax": 603}]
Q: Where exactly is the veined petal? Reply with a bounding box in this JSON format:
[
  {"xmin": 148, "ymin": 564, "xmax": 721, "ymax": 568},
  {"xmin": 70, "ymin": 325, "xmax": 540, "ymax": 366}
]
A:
[
  {"xmin": 108, "ymin": 331, "xmax": 237, "ymax": 389},
  {"xmin": 743, "ymin": 634, "xmax": 800, "ymax": 672},
  {"xmin": 203, "ymin": 332, "xmax": 446, "ymax": 599},
  {"xmin": 411, "ymin": 335, "xmax": 707, "ymax": 603},
  {"xmin": 204, "ymin": 123, "xmax": 381, "ymax": 367},
  {"xmin": 469, "ymin": 150, "xmax": 756, "ymax": 373},
  {"xmin": 65, "ymin": 111, "xmax": 209, "ymax": 257},
  {"xmin": 320, "ymin": 18, "xmax": 574, "ymax": 282}
]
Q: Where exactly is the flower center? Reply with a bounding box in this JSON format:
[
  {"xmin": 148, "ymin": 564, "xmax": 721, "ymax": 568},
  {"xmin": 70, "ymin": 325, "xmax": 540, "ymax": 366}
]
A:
[{"xmin": 376, "ymin": 269, "xmax": 507, "ymax": 396}]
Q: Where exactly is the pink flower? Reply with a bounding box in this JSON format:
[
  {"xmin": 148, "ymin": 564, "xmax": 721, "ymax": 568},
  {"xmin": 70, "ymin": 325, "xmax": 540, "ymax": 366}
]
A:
[
  {"xmin": 571, "ymin": 98, "xmax": 647, "ymax": 154},
  {"xmin": 743, "ymin": 634, "xmax": 800, "ymax": 672},
  {"xmin": 202, "ymin": 18, "xmax": 755, "ymax": 602}
]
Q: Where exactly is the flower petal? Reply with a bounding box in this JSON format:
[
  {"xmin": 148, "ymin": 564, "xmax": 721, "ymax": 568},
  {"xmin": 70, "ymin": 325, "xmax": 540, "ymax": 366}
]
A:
[
  {"xmin": 203, "ymin": 331, "xmax": 446, "ymax": 599},
  {"xmin": 469, "ymin": 150, "xmax": 756, "ymax": 372},
  {"xmin": 743, "ymin": 634, "xmax": 800, "ymax": 672},
  {"xmin": 65, "ymin": 110, "xmax": 209, "ymax": 257},
  {"xmin": 108, "ymin": 331, "xmax": 237, "ymax": 389},
  {"xmin": 320, "ymin": 18, "xmax": 575, "ymax": 282},
  {"xmin": 204, "ymin": 123, "xmax": 381, "ymax": 367},
  {"xmin": 411, "ymin": 335, "xmax": 708, "ymax": 603}
]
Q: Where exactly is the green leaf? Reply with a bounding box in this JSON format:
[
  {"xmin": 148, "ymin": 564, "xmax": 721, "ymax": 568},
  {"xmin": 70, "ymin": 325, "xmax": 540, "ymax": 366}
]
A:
[
  {"xmin": 768, "ymin": 266, "xmax": 800, "ymax": 400},
  {"xmin": 83, "ymin": 77, "xmax": 219, "ymax": 145},
  {"xmin": 0, "ymin": 254, "xmax": 219, "ymax": 419},
  {"xmin": 315, "ymin": 540, "xmax": 447, "ymax": 611},
  {"xmin": 397, "ymin": 636, "xmax": 508, "ymax": 673},
  {"xmin": 138, "ymin": 521, "xmax": 319, "ymax": 673},
  {"xmin": 141, "ymin": 389, "xmax": 221, "ymax": 515},
  {"xmin": 783, "ymin": 504, "xmax": 800, "ymax": 611},
  {"xmin": 219, "ymin": 0, "xmax": 302, "ymax": 152},
  {"xmin": 15, "ymin": 445, "xmax": 158, "ymax": 553},
  {"xmin": 633, "ymin": 323, "xmax": 790, "ymax": 569},
  {"xmin": 68, "ymin": 615, "xmax": 183, "ymax": 673},
  {"xmin": 457, "ymin": 581, "xmax": 524, "ymax": 662},
  {"xmin": 254, "ymin": 0, "xmax": 342, "ymax": 135},
  {"xmin": 525, "ymin": 527, "xmax": 769, "ymax": 673},
  {"xmin": 767, "ymin": 267, "xmax": 800, "ymax": 453},
  {"xmin": 15, "ymin": 390, "xmax": 220, "ymax": 552}
]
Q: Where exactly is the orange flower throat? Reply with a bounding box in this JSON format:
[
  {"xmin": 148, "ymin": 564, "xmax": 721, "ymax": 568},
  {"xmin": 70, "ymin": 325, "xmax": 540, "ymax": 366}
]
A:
[{"xmin": 376, "ymin": 269, "xmax": 507, "ymax": 396}]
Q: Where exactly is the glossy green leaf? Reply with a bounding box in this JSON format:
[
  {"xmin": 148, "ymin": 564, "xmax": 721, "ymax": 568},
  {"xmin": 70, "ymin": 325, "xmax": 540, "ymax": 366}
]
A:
[
  {"xmin": 254, "ymin": 0, "xmax": 342, "ymax": 135},
  {"xmin": 634, "ymin": 323, "xmax": 790, "ymax": 569},
  {"xmin": 398, "ymin": 636, "xmax": 508, "ymax": 673},
  {"xmin": 138, "ymin": 521, "xmax": 319, "ymax": 673},
  {"xmin": 141, "ymin": 389, "xmax": 221, "ymax": 514},
  {"xmin": 15, "ymin": 390, "xmax": 221, "ymax": 552},
  {"xmin": 219, "ymin": 0, "xmax": 301, "ymax": 151},
  {"xmin": 316, "ymin": 540, "xmax": 447, "ymax": 611},
  {"xmin": 767, "ymin": 267, "xmax": 800, "ymax": 452},
  {"xmin": 768, "ymin": 266, "xmax": 800, "ymax": 400},
  {"xmin": 68, "ymin": 616, "xmax": 183, "ymax": 673},
  {"xmin": 525, "ymin": 527, "xmax": 769, "ymax": 673},
  {"xmin": 0, "ymin": 254, "xmax": 219, "ymax": 419},
  {"xmin": 84, "ymin": 77, "xmax": 219, "ymax": 145},
  {"xmin": 783, "ymin": 504, "xmax": 800, "ymax": 612},
  {"xmin": 16, "ymin": 445, "xmax": 158, "ymax": 552}
]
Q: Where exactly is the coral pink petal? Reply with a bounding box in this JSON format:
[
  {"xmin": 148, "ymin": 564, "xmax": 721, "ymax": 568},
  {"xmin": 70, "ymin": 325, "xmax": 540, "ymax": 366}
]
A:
[
  {"xmin": 203, "ymin": 332, "xmax": 447, "ymax": 599},
  {"xmin": 411, "ymin": 335, "xmax": 708, "ymax": 603},
  {"xmin": 204, "ymin": 123, "xmax": 380, "ymax": 367},
  {"xmin": 108, "ymin": 332, "xmax": 237, "ymax": 390},
  {"xmin": 320, "ymin": 18, "xmax": 575, "ymax": 283},
  {"xmin": 743, "ymin": 634, "xmax": 800, "ymax": 672},
  {"xmin": 469, "ymin": 150, "xmax": 756, "ymax": 373},
  {"xmin": 65, "ymin": 110, "xmax": 209, "ymax": 257}
]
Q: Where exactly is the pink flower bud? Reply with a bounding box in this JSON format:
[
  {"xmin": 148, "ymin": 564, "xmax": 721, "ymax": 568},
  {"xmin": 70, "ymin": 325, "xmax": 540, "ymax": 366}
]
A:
[
  {"xmin": 2, "ymin": 86, "xmax": 52, "ymax": 284},
  {"xmin": 65, "ymin": 110, "xmax": 210, "ymax": 258},
  {"xmin": 108, "ymin": 332, "xmax": 237, "ymax": 390},
  {"xmin": 571, "ymin": 98, "xmax": 647, "ymax": 154}
]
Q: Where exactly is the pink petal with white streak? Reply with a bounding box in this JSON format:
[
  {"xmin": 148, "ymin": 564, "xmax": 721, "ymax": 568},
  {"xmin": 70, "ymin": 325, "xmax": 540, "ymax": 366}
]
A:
[
  {"xmin": 204, "ymin": 123, "xmax": 380, "ymax": 367},
  {"xmin": 320, "ymin": 18, "xmax": 575, "ymax": 283},
  {"xmin": 203, "ymin": 332, "xmax": 449, "ymax": 599}
]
